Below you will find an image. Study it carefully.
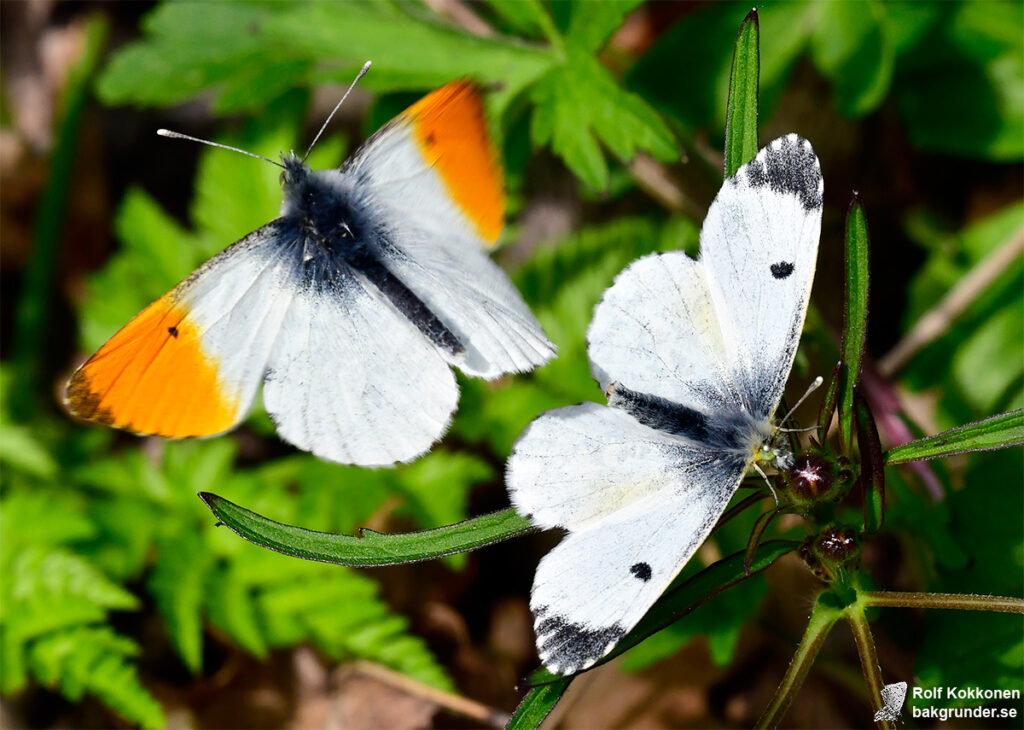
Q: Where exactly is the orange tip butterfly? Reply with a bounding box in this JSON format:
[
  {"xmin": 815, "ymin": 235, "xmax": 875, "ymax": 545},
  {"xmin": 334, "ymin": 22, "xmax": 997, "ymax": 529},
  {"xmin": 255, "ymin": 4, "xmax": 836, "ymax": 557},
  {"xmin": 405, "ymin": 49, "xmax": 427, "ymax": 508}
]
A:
[{"xmin": 66, "ymin": 64, "xmax": 555, "ymax": 467}]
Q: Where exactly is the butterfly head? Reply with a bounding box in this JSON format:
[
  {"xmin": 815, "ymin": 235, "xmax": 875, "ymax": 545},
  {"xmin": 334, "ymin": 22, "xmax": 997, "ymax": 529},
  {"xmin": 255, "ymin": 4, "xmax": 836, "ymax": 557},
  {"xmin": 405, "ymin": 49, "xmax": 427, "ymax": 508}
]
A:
[
  {"xmin": 279, "ymin": 151, "xmax": 311, "ymax": 189},
  {"xmin": 753, "ymin": 431, "xmax": 794, "ymax": 471}
]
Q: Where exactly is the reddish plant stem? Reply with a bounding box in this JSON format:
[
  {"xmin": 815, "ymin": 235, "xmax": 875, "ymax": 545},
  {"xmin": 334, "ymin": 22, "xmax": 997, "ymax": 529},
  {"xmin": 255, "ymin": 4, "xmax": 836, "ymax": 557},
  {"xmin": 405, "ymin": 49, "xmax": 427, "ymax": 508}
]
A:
[{"xmin": 860, "ymin": 591, "xmax": 1024, "ymax": 613}]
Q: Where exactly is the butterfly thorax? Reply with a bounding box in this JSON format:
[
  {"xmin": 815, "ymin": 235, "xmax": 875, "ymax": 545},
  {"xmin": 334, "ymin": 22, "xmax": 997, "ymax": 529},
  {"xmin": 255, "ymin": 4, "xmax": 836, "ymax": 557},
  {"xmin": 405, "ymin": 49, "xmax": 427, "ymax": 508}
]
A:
[{"xmin": 279, "ymin": 157, "xmax": 372, "ymax": 252}]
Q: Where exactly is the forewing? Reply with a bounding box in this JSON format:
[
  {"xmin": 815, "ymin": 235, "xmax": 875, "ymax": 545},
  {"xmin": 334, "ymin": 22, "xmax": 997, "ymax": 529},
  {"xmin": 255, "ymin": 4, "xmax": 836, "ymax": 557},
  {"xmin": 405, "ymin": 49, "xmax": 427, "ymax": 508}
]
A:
[
  {"xmin": 347, "ymin": 80, "xmax": 504, "ymax": 246},
  {"xmin": 700, "ymin": 133, "xmax": 823, "ymax": 418},
  {"xmin": 586, "ymin": 251, "xmax": 738, "ymax": 414},
  {"xmin": 507, "ymin": 404, "xmax": 747, "ymax": 675},
  {"xmin": 347, "ymin": 81, "xmax": 554, "ymax": 378},
  {"xmin": 66, "ymin": 221, "xmax": 296, "ymax": 437},
  {"xmin": 262, "ymin": 261, "xmax": 458, "ymax": 467}
]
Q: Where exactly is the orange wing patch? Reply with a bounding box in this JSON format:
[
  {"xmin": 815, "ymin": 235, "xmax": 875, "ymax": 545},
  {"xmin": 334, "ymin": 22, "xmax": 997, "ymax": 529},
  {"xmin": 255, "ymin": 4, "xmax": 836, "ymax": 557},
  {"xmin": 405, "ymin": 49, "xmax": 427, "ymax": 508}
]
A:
[
  {"xmin": 405, "ymin": 81, "xmax": 506, "ymax": 245},
  {"xmin": 66, "ymin": 296, "xmax": 239, "ymax": 437}
]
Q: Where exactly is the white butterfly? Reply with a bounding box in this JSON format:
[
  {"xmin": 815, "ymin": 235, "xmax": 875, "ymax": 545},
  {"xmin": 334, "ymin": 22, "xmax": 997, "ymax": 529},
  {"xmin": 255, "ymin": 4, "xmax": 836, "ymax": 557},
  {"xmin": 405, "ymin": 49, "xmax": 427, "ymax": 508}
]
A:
[
  {"xmin": 506, "ymin": 134, "xmax": 823, "ymax": 675},
  {"xmin": 66, "ymin": 80, "xmax": 555, "ymax": 467}
]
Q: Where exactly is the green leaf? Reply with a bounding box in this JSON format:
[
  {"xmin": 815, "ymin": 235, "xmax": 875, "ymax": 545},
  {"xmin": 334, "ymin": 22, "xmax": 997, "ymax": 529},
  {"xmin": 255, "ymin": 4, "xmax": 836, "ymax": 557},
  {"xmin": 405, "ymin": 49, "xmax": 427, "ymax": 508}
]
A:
[
  {"xmin": 810, "ymin": 0, "xmax": 894, "ymax": 116},
  {"xmin": 508, "ymin": 677, "xmax": 573, "ymax": 730},
  {"xmin": 530, "ymin": 52, "xmax": 676, "ymax": 190},
  {"xmin": 893, "ymin": 2, "xmax": 1024, "ymax": 160},
  {"xmin": 392, "ymin": 453, "xmax": 494, "ymax": 543},
  {"xmin": 481, "ymin": 0, "xmax": 553, "ymax": 39},
  {"xmin": 28, "ymin": 627, "xmax": 164, "ymax": 729},
  {"xmin": 628, "ymin": 2, "xmax": 812, "ymax": 140},
  {"xmin": 884, "ymin": 409, "xmax": 1024, "ymax": 464},
  {"xmin": 200, "ymin": 493, "xmax": 538, "ymax": 567},
  {"xmin": 264, "ymin": 2, "xmax": 553, "ymax": 112},
  {"xmin": 620, "ymin": 575, "xmax": 767, "ymax": 671},
  {"xmin": 0, "ymin": 423, "xmax": 58, "ymax": 479},
  {"xmin": 565, "ymin": 0, "xmax": 645, "ymax": 55},
  {"xmin": 148, "ymin": 529, "xmax": 211, "ymax": 672},
  {"xmin": 96, "ymin": 3, "xmax": 296, "ymax": 112},
  {"xmin": 817, "ymin": 360, "xmax": 842, "ymax": 443},
  {"xmin": 853, "ymin": 388, "xmax": 885, "ymax": 533},
  {"xmin": 723, "ymin": 8, "xmax": 760, "ymax": 178},
  {"xmin": 839, "ymin": 195, "xmax": 870, "ymax": 447},
  {"xmin": 98, "ymin": 2, "xmax": 553, "ymax": 115}
]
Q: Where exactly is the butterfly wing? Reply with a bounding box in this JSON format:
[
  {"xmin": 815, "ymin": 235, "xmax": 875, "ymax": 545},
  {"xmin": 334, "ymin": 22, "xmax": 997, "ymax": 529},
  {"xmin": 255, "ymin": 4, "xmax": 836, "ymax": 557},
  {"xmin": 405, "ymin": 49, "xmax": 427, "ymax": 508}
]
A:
[
  {"xmin": 346, "ymin": 81, "xmax": 555, "ymax": 378},
  {"xmin": 587, "ymin": 250, "xmax": 739, "ymax": 415},
  {"xmin": 700, "ymin": 134, "xmax": 823, "ymax": 418},
  {"xmin": 508, "ymin": 404, "xmax": 747, "ymax": 675},
  {"xmin": 262, "ymin": 254, "xmax": 457, "ymax": 467},
  {"xmin": 66, "ymin": 221, "xmax": 297, "ymax": 437},
  {"xmin": 588, "ymin": 135, "xmax": 822, "ymax": 422}
]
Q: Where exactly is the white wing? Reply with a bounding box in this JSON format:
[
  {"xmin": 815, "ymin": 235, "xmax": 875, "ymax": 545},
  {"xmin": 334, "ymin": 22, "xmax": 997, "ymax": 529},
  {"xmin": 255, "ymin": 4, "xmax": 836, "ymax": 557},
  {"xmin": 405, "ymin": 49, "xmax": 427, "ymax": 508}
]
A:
[
  {"xmin": 587, "ymin": 251, "xmax": 739, "ymax": 415},
  {"xmin": 346, "ymin": 83, "xmax": 555, "ymax": 379},
  {"xmin": 700, "ymin": 133, "xmax": 823, "ymax": 418},
  {"xmin": 507, "ymin": 404, "xmax": 747, "ymax": 675},
  {"xmin": 587, "ymin": 135, "xmax": 821, "ymax": 422},
  {"xmin": 66, "ymin": 221, "xmax": 297, "ymax": 438},
  {"xmin": 263, "ymin": 261, "xmax": 458, "ymax": 467},
  {"xmin": 378, "ymin": 225, "xmax": 556, "ymax": 378}
]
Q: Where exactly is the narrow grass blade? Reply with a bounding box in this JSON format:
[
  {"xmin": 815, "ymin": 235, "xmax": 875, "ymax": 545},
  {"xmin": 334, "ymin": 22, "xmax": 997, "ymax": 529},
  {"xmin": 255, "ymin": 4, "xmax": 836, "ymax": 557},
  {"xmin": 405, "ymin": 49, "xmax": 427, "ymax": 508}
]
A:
[
  {"xmin": 507, "ymin": 678, "xmax": 572, "ymax": 730},
  {"xmin": 723, "ymin": 8, "xmax": 760, "ymax": 178},
  {"xmin": 884, "ymin": 409, "xmax": 1024, "ymax": 464},
  {"xmin": 839, "ymin": 194, "xmax": 870, "ymax": 449},
  {"xmin": 199, "ymin": 493, "xmax": 537, "ymax": 567},
  {"xmin": 527, "ymin": 540, "xmax": 798, "ymax": 686},
  {"xmin": 853, "ymin": 387, "xmax": 885, "ymax": 533},
  {"xmin": 817, "ymin": 361, "xmax": 842, "ymax": 444}
]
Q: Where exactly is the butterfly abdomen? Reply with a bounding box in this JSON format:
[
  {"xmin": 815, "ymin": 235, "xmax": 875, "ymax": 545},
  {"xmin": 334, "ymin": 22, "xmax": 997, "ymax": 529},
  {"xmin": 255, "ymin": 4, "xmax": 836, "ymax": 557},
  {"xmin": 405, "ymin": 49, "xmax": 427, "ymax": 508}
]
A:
[{"xmin": 607, "ymin": 382, "xmax": 759, "ymax": 453}]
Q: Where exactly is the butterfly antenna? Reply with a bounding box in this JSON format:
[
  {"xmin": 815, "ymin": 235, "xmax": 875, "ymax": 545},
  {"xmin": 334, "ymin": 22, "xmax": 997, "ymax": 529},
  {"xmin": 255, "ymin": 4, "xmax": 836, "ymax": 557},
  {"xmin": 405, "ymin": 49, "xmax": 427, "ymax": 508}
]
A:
[
  {"xmin": 778, "ymin": 375, "xmax": 824, "ymax": 429},
  {"xmin": 156, "ymin": 129, "xmax": 285, "ymax": 169},
  {"xmin": 303, "ymin": 60, "xmax": 372, "ymax": 163}
]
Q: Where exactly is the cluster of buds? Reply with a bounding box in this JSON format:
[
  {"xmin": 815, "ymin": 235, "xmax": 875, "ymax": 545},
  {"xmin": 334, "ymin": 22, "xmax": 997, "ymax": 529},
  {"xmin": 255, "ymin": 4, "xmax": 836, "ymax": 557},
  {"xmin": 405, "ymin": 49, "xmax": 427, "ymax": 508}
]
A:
[{"xmin": 799, "ymin": 524, "xmax": 862, "ymax": 582}]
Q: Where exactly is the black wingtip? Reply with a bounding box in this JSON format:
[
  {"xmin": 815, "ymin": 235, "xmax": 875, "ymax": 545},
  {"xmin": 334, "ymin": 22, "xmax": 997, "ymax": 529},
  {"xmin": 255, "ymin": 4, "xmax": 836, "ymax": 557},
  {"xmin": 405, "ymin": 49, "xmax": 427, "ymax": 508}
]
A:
[{"xmin": 743, "ymin": 134, "xmax": 823, "ymax": 211}]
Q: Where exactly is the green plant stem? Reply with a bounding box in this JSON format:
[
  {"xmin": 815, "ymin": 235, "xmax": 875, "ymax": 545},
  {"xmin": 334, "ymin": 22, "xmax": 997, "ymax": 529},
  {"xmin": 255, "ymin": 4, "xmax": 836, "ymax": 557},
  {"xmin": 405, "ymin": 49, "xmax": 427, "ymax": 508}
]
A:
[
  {"xmin": 12, "ymin": 17, "xmax": 108, "ymax": 419},
  {"xmin": 860, "ymin": 591, "xmax": 1024, "ymax": 613},
  {"xmin": 846, "ymin": 605, "xmax": 893, "ymax": 730},
  {"xmin": 756, "ymin": 595, "xmax": 842, "ymax": 728}
]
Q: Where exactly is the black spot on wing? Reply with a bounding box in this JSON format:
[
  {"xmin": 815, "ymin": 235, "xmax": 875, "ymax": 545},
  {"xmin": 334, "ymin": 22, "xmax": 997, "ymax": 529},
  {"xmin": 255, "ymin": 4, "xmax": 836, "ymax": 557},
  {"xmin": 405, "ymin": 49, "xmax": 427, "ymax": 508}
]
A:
[
  {"xmin": 737, "ymin": 134, "xmax": 822, "ymax": 211},
  {"xmin": 534, "ymin": 607, "xmax": 626, "ymax": 675},
  {"xmin": 167, "ymin": 326, "xmax": 179, "ymax": 338},
  {"xmin": 630, "ymin": 562, "xmax": 652, "ymax": 582},
  {"xmin": 770, "ymin": 261, "xmax": 794, "ymax": 279}
]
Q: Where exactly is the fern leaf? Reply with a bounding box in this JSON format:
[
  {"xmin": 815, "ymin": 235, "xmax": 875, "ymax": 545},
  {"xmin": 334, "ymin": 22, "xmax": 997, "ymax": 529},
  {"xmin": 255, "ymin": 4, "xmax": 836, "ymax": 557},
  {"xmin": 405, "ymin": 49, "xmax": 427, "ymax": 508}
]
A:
[
  {"xmin": 28, "ymin": 627, "xmax": 164, "ymax": 729},
  {"xmin": 149, "ymin": 529, "xmax": 212, "ymax": 672}
]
